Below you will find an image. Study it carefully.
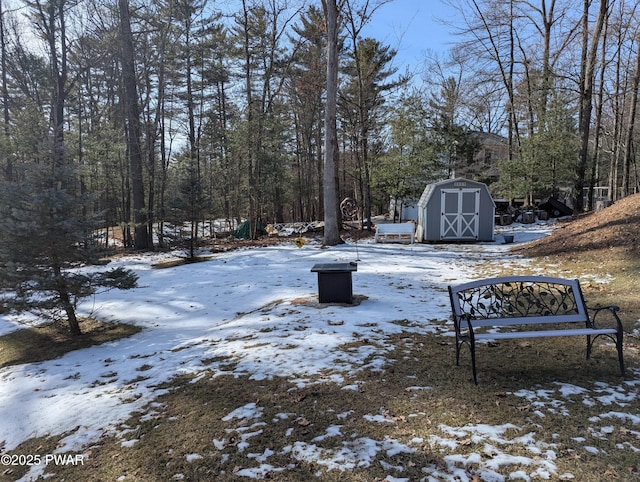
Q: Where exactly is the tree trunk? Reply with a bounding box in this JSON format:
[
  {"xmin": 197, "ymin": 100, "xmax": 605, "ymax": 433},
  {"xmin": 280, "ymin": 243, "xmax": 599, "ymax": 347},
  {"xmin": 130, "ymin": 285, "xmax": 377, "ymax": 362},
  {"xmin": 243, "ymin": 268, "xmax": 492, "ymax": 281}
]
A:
[
  {"xmin": 575, "ymin": 0, "xmax": 608, "ymax": 212},
  {"xmin": 1, "ymin": 1, "xmax": 11, "ymax": 181},
  {"xmin": 508, "ymin": 0, "xmax": 516, "ymax": 162},
  {"xmin": 609, "ymin": 30, "xmax": 625, "ymax": 202},
  {"xmin": 54, "ymin": 264, "xmax": 81, "ymax": 336},
  {"xmin": 588, "ymin": 23, "xmax": 609, "ymax": 211},
  {"xmin": 321, "ymin": 0, "xmax": 342, "ymax": 245},
  {"xmin": 240, "ymin": 0, "xmax": 259, "ymax": 239},
  {"xmin": 622, "ymin": 37, "xmax": 640, "ymax": 198},
  {"xmin": 119, "ymin": 0, "xmax": 151, "ymax": 250}
]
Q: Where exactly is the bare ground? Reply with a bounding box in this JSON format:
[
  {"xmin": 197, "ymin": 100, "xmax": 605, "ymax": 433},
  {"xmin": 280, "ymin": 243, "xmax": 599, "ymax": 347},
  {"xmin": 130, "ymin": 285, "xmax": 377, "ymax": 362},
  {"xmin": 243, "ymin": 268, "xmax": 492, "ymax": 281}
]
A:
[
  {"xmin": 513, "ymin": 194, "xmax": 640, "ymax": 335},
  {"xmin": 520, "ymin": 193, "xmax": 640, "ymax": 258},
  {"xmin": 3, "ymin": 199, "xmax": 640, "ymax": 481}
]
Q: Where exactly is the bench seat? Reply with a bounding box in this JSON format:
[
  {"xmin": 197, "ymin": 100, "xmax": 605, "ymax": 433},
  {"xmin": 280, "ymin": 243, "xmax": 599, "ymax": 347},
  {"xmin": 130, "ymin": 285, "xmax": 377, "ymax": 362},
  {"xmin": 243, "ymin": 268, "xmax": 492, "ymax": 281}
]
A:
[
  {"xmin": 475, "ymin": 327, "xmax": 618, "ymax": 340},
  {"xmin": 374, "ymin": 223, "xmax": 415, "ymax": 244},
  {"xmin": 448, "ymin": 275, "xmax": 625, "ymax": 384}
]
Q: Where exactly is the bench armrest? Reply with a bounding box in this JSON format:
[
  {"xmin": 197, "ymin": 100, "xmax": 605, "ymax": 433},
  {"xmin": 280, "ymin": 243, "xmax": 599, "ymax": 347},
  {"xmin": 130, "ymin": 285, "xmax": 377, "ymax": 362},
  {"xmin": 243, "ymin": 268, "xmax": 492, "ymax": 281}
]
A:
[{"xmin": 586, "ymin": 304, "xmax": 623, "ymax": 332}]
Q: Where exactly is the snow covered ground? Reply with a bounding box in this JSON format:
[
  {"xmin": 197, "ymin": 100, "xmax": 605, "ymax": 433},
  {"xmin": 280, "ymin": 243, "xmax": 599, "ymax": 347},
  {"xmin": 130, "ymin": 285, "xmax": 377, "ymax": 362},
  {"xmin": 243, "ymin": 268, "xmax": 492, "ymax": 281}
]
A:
[{"xmin": 1, "ymin": 222, "xmax": 638, "ymax": 481}]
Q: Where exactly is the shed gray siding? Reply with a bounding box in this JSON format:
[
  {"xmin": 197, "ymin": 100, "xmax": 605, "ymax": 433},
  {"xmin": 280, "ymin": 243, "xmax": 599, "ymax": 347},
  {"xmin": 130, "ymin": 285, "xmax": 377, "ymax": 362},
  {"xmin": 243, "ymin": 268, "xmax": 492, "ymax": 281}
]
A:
[{"xmin": 417, "ymin": 178, "xmax": 495, "ymax": 242}]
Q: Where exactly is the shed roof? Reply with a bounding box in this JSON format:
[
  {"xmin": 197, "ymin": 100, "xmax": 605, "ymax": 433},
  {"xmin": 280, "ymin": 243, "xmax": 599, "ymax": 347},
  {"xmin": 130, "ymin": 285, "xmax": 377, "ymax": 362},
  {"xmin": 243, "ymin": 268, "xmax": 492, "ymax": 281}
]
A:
[{"xmin": 417, "ymin": 178, "xmax": 494, "ymax": 208}]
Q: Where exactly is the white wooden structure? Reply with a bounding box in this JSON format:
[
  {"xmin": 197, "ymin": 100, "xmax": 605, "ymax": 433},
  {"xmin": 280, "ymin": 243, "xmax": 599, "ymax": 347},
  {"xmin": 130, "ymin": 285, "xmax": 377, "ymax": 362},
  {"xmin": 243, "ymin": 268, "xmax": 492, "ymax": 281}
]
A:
[{"xmin": 374, "ymin": 223, "xmax": 415, "ymax": 244}]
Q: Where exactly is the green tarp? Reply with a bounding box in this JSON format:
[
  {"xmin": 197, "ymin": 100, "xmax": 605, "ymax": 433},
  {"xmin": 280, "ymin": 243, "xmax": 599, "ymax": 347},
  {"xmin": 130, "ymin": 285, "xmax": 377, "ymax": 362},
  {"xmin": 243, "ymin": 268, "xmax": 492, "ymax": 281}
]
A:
[{"xmin": 233, "ymin": 220, "xmax": 267, "ymax": 239}]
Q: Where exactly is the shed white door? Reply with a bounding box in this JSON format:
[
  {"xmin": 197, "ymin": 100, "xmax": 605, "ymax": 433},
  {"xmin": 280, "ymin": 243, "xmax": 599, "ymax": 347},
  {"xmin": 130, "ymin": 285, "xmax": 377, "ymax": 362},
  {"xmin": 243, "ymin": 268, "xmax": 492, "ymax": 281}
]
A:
[{"xmin": 440, "ymin": 188, "xmax": 480, "ymax": 239}]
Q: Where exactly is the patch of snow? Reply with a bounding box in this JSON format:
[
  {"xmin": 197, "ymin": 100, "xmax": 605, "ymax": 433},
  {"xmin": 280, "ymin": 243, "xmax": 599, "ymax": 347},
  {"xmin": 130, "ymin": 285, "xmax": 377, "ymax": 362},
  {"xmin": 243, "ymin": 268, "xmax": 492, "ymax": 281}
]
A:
[
  {"xmin": 0, "ymin": 222, "xmax": 634, "ymax": 480},
  {"xmin": 185, "ymin": 453, "xmax": 203, "ymax": 462}
]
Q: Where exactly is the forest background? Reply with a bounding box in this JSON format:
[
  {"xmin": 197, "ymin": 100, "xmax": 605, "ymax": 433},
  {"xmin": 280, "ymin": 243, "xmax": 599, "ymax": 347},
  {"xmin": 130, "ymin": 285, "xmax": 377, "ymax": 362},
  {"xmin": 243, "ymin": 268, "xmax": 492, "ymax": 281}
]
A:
[{"xmin": 0, "ymin": 0, "xmax": 639, "ymax": 252}]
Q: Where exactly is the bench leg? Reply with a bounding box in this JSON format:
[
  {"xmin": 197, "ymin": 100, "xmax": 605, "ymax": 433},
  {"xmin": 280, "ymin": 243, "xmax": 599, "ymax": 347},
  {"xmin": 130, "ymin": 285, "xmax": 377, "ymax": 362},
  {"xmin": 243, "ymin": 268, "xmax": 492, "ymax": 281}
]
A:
[
  {"xmin": 456, "ymin": 334, "xmax": 479, "ymax": 384},
  {"xmin": 586, "ymin": 333, "xmax": 625, "ymax": 377},
  {"xmin": 616, "ymin": 330, "xmax": 625, "ymax": 377},
  {"xmin": 470, "ymin": 340, "xmax": 478, "ymax": 385}
]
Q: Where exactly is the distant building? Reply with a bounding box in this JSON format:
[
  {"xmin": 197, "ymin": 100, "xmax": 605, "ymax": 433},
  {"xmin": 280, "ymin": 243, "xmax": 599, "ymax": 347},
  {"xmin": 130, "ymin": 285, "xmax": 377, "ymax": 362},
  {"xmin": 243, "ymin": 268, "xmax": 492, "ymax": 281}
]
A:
[
  {"xmin": 390, "ymin": 132, "xmax": 508, "ymax": 222},
  {"xmin": 456, "ymin": 132, "xmax": 509, "ymax": 184}
]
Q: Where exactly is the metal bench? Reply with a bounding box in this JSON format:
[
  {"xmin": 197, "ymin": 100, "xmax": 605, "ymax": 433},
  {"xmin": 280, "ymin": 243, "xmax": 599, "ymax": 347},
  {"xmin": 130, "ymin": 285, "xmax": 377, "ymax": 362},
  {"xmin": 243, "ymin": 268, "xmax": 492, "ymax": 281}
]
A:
[
  {"xmin": 447, "ymin": 276, "xmax": 625, "ymax": 384},
  {"xmin": 374, "ymin": 223, "xmax": 415, "ymax": 244}
]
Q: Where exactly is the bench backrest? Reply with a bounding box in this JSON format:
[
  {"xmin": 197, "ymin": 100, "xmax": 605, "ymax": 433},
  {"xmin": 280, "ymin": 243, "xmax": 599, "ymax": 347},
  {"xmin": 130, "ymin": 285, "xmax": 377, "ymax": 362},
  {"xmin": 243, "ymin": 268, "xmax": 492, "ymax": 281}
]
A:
[
  {"xmin": 376, "ymin": 223, "xmax": 415, "ymax": 234},
  {"xmin": 448, "ymin": 276, "xmax": 588, "ymax": 328}
]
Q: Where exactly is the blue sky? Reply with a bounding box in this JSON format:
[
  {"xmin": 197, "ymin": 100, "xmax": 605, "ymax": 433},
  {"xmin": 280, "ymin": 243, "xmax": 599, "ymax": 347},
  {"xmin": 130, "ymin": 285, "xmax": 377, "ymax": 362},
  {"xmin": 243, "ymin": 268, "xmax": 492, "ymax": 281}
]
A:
[{"xmin": 362, "ymin": 0, "xmax": 456, "ymax": 74}]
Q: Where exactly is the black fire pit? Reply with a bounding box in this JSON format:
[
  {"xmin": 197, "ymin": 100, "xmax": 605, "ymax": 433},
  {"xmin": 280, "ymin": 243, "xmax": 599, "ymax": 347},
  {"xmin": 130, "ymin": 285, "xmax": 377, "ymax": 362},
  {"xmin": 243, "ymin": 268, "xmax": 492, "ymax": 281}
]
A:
[{"xmin": 310, "ymin": 262, "xmax": 357, "ymax": 304}]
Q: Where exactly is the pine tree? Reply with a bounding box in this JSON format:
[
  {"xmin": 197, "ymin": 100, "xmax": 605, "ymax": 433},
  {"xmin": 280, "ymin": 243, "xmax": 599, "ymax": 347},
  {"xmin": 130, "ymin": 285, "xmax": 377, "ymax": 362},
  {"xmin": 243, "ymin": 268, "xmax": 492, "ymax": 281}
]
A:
[
  {"xmin": 173, "ymin": 154, "xmax": 209, "ymax": 260},
  {"xmin": 0, "ymin": 160, "xmax": 137, "ymax": 336},
  {"xmin": 373, "ymin": 89, "xmax": 437, "ymax": 219},
  {"xmin": 340, "ymin": 37, "xmax": 403, "ymax": 228}
]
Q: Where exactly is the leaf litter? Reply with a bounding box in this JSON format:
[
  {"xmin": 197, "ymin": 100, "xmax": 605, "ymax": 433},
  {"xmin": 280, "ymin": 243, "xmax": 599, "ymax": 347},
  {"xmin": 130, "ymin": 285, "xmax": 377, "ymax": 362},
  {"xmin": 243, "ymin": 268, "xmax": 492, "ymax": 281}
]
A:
[{"xmin": 0, "ymin": 218, "xmax": 638, "ymax": 481}]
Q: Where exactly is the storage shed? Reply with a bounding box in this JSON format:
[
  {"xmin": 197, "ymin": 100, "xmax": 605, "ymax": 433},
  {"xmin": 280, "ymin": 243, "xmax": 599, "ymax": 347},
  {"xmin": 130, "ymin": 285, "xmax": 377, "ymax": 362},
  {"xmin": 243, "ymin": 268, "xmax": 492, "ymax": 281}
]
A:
[{"xmin": 416, "ymin": 178, "xmax": 495, "ymax": 242}]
